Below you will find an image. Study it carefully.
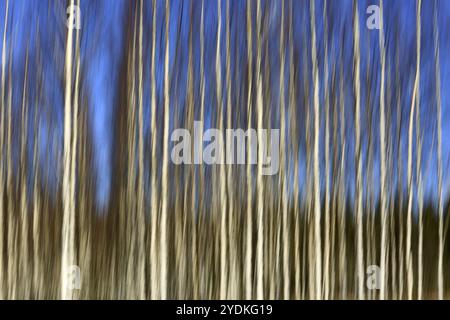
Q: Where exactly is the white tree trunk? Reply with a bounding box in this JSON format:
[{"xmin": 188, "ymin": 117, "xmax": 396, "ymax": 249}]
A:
[
  {"xmin": 378, "ymin": 0, "xmax": 388, "ymax": 300},
  {"xmin": 61, "ymin": 0, "xmax": 76, "ymax": 300},
  {"xmin": 406, "ymin": 0, "xmax": 421, "ymax": 300},
  {"xmin": 434, "ymin": 5, "xmax": 444, "ymax": 300},
  {"xmin": 245, "ymin": 0, "xmax": 253, "ymax": 300},
  {"xmin": 310, "ymin": 0, "xmax": 322, "ymax": 300},
  {"xmin": 160, "ymin": 0, "xmax": 170, "ymax": 299},
  {"xmin": 0, "ymin": 0, "xmax": 8, "ymax": 300}
]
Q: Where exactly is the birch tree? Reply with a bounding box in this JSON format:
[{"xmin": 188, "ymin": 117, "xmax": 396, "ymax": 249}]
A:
[
  {"xmin": 0, "ymin": 0, "xmax": 8, "ymax": 300},
  {"xmin": 160, "ymin": 0, "xmax": 170, "ymax": 299},
  {"xmin": 310, "ymin": 0, "xmax": 322, "ymax": 300},
  {"xmin": 61, "ymin": 0, "xmax": 76, "ymax": 300},
  {"xmin": 352, "ymin": 0, "xmax": 364, "ymax": 300},
  {"xmin": 245, "ymin": 0, "xmax": 253, "ymax": 300},
  {"xmin": 406, "ymin": 0, "xmax": 421, "ymax": 300},
  {"xmin": 255, "ymin": 0, "xmax": 265, "ymax": 300},
  {"xmin": 278, "ymin": 0, "xmax": 290, "ymax": 300},
  {"xmin": 434, "ymin": 3, "xmax": 444, "ymax": 300},
  {"xmin": 137, "ymin": 0, "xmax": 146, "ymax": 299},
  {"xmin": 150, "ymin": 0, "xmax": 159, "ymax": 300},
  {"xmin": 378, "ymin": 0, "xmax": 388, "ymax": 300},
  {"xmin": 323, "ymin": 0, "xmax": 331, "ymax": 300}
]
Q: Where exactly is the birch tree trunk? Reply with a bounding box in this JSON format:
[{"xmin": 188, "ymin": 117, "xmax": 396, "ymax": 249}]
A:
[
  {"xmin": 255, "ymin": 0, "xmax": 265, "ymax": 300},
  {"xmin": 310, "ymin": 0, "xmax": 322, "ymax": 300},
  {"xmin": 215, "ymin": 0, "xmax": 229, "ymax": 300},
  {"xmin": 352, "ymin": 0, "xmax": 364, "ymax": 300},
  {"xmin": 137, "ymin": 0, "xmax": 146, "ymax": 299},
  {"xmin": 288, "ymin": 3, "xmax": 301, "ymax": 299},
  {"xmin": 0, "ymin": 0, "xmax": 8, "ymax": 300},
  {"xmin": 278, "ymin": 0, "xmax": 290, "ymax": 300},
  {"xmin": 125, "ymin": 11, "xmax": 137, "ymax": 298},
  {"xmin": 378, "ymin": 0, "xmax": 388, "ymax": 300},
  {"xmin": 19, "ymin": 48, "xmax": 30, "ymax": 298},
  {"xmin": 198, "ymin": 0, "xmax": 206, "ymax": 299},
  {"xmin": 323, "ymin": 0, "xmax": 331, "ymax": 300},
  {"xmin": 150, "ymin": 0, "xmax": 159, "ymax": 300},
  {"xmin": 245, "ymin": 0, "xmax": 253, "ymax": 300},
  {"xmin": 406, "ymin": 0, "xmax": 421, "ymax": 300},
  {"xmin": 160, "ymin": 0, "xmax": 170, "ymax": 299},
  {"xmin": 338, "ymin": 50, "xmax": 347, "ymax": 300},
  {"xmin": 61, "ymin": 0, "xmax": 76, "ymax": 300},
  {"xmin": 434, "ymin": 4, "xmax": 444, "ymax": 300},
  {"xmin": 415, "ymin": 55, "xmax": 423, "ymax": 301},
  {"xmin": 395, "ymin": 39, "xmax": 405, "ymax": 300}
]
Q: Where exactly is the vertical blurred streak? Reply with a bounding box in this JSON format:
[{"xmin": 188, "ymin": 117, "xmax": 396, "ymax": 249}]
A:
[
  {"xmin": 160, "ymin": 0, "xmax": 170, "ymax": 299},
  {"xmin": 71, "ymin": 0, "xmax": 81, "ymax": 299},
  {"xmin": 126, "ymin": 10, "xmax": 137, "ymax": 299},
  {"xmin": 352, "ymin": 0, "xmax": 364, "ymax": 300},
  {"xmin": 329, "ymin": 45, "xmax": 337, "ymax": 299},
  {"xmin": 187, "ymin": 0, "xmax": 198, "ymax": 300},
  {"xmin": 182, "ymin": 13, "xmax": 190, "ymax": 298},
  {"xmin": 225, "ymin": 0, "xmax": 237, "ymax": 299},
  {"xmin": 288, "ymin": 1, "xmax": 301, "ymax": 300},
  {"xmin": 255, "ymin": 0, "xmax": 264, "ymax": 300},
  {"xmin": 364, "ymin": 45, "xmax": 374, "ymax": 300},
  {"xmin": 415, "ymin": 39, "xmax": 423, "ymax": 301},
  {"xmin": 32, "ymin": 75, "xmax": 41, "ymax": 297},
  {"xmin": 41, "ymin": 122, "xmax": 51, "ymax": 298},
  {"xmin": 262, "ymin": 42, "xmax": 273, "ymax": 299},
  {"xmin": 387, "ymin": 60, "xmax": 397, "ymax": 300},
  {"xmin": 406, "ymin": 0, "xmax": 421, "ymax": 301},
  {"xmin": 0, "ymin": 0, "xmax": 8, "ymax": 300},
  {"xmin": 78, "ymin": 102, "xmax": 91, "ymax": 299},
  {"xmin": 215, "ymin": 0, "xmax": 228, "ymax": 300},
  {"xmin": 338, "ymin": 55, "xmax": 347, "ymax": 300},
  {"xmin": 330, "ymin": 59, "xmax": 338, "ymax": 299},
  {"xmin": 19, "ymin": 47, "xmax": 30, "ymax": 298},
  {"xmin": 150, "ymin": 0, "xmax": 159, "ymax": 300},
  {"xmin": 173, "ymin": 27, "xmax": 183, "ymax": 299},
  {"xmin": 278, "ymin": 0, "xmax": 289, "ymax": 300},
  {"xmin": 137, "ymin": 0, "xmax": 146, "ymax": 300},
  {"xmin": 198, "ymin": 0, "xmax": 206, "ymax": 298},
  {"xmin": 395, "ymin": 38, "xmax": 404, "ymax": 299},
  {"xmin": 434, "ymin": 3, "xmax": 444, "ymax": 300},
  {"xmin": 323, "ymin": 0, "xmax": 331, "ymax": 300},
  {"xmin": 6, "ymin": 45, "xmax": 14, "ymax": 299},
  {"xmin": 310, "ymin": 0, "xmax": 322, "ymax": 300},
  {"xmin": 173, "ymin": 99, "xmax": 182, "ymax": 300},
  {"xmin": 302, "ymin": 27, "xmax": 312, "ymax": 299},
  {"xmin": 170, "ymin": 8, "xmax": 183, "ymax": 300},
  {"xmin": 32, "ymin": 30, "xmax": 43, "ymax": 296},
  {"xmin": 61, "ymin": 0, "xmax": 75, "ymax": 300},
  {"xmin": 378, "ymin": 0, "xmax": 388, "ymax": 300},
  {"xmin": 245, "ymin": 0, "xmax": 253, "ymax": 300}
]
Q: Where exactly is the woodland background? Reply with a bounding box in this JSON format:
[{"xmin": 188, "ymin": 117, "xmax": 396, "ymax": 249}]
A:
[{"xmin": 0, "ymin": 0, "xmax": 449, "ymax": 299}]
